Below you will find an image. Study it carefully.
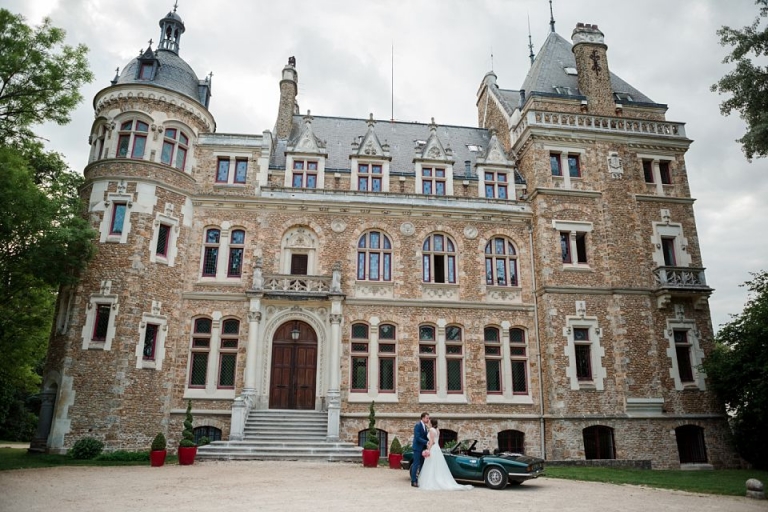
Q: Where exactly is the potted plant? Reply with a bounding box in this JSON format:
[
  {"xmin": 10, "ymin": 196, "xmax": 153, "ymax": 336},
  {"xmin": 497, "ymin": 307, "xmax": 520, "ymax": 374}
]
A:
[
  {"xmin": 177, "ymin": 400, "xmax": 197, "ymax": 465},
  {"xmin": 361, "ymin": 401, "xmax": 380, "ymax": 467},
  {"xmin": 149, "ymin": 432, "xmax": 167, "ymax": 467},
  {"xmin": 388, "ymin": 436, "xmax": 403, "ymax": 469}
]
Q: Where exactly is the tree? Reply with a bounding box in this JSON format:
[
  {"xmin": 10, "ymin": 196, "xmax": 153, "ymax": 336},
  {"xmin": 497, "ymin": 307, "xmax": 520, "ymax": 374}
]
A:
[
  {"xmin": 711, "ymin": 0, "xmax": 768, "ymax": 162},
  {"xmin": 0, "ymin": 9, "xmax": 95, "ymax": 439},
  {"xmin": 0, "ymin": 9, "xmax": 93, "ymax": 143},
  {"xmin": 703, "ymin": 271, "xmax": 768, "ymax": 469}
]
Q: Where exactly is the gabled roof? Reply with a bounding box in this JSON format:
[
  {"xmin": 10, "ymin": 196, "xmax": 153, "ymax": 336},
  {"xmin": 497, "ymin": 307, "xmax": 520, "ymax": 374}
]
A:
[{"xmin": 520, "ymin": 31, "xmax": 654, "ymax": 104}]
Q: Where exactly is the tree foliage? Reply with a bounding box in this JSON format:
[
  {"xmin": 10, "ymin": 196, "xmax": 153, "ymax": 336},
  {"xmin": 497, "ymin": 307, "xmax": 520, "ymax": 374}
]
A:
[
  {"xmin": 711, "ymin": 0, "xmax": 768, "ymax": 161},
  {"xmin": 703, "ymin": 271, "xmax": 768, "ymax": 469},
  {"xmin": 0, "ymin": 9, "xmax": 93, "ymax": 144}
]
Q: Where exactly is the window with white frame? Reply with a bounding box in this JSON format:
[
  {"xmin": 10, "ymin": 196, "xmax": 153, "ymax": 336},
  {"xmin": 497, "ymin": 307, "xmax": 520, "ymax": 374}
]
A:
[
  {"xmin": 90, "ymin": 124, "xmax": 107, "ymax": 163},
  {"xmin": 109, "ymin": 202, "xmax": 128, "ymax": 236},
  {"xmin": 652, "ymin": 216, "xmax": 691, "ymax": 269},
  {"xmin": 218, "ymin": 319, "xmax": 239, "ymax": 389},
  {"xmin": 349, "ymin": 322, "xmax": 398, "ymax": 398},
  {"xmin": 673, "ymin": 330, "xmax": 694, "ymax": 383},
  {"xmin": 509, "ymin": 328, "xmax": 528, "ymax": 394},
  {"xmin": 564, "ymin": 308, "xmax": 606, "ymax": 390},
  {"xmin": 665, "ymin": 314, "xmax": 705, "ymax": 391},
  {"xmin": 201, "ymin": 228, "xmax": 220, "ymax": 277},
  {"xmin": 227, "ymin": 230, "xmax": 245, "ymax": 277},
  {"xmin": 81, "ymin": 281, "xmax": 119, "ymax": 351},
  {"xmin": 421, "ymin": 167, "xmax": 446, "ymax": 195},
  {"xmin": 216, "ymin": 158, "xmax": 230, "ymax": 183},
  {"xmin": 573, "ymin": 328, "xmax": 592, "ymax": 381},
  {"xmin": 292, "ymin": 160, "xmax": 318, "ymax": 188},
  {"xmin": 550, "ymin": 152, "xmax": 581, "ymax": 177},
  {"xmin": 357, "ymin": 231, "xmax": 392, "ymax": 281},
  {"xmin": 484, "ymin": 171, "xmax": 509, "ymax": 199},
  {"xmin": 189, "ymin": 318, "xmax": 212, "ymax": 388},
  {"xmin": 357, "ymin": 163, "xmax": 383, "ymax": 192},
  {"xmin": 116, "ymin": 119, "xmax": 149, "ymax": 159},
  {"xmin": 99, "ymin": 189, "xmax": 134, "ymax": 244},
  {"xmin": 136, "ymin": 301, "xmax": 168, "ymax": 370},
  {"xmin": 215, "ymin": 157, "xmax": 248, "ymax": 185},
  {"xmin": 350, "ymin": 323, "xmax": 369, "ymax": 392},
  {"xmin": 160, "ymin": 128, "xmax": 189, "ymax": 171},
  {"xmin": 485, "ymin": 237, "xmax": 519, "ymax": 286},
  {"xmin": 553, "ymin": 220, "xmax": 593, "ymax": 267},
  {"xmin": 149, "ymin": 206, "xmax": 180, "ymax": 267},
  {"xmin": 422, "ymin": 233, "xmax": 457, "ymax": 284},
  {"xmin": 378, "ymin": 324, "xmax": 396, "ymax": 393},
  {"xmin": 419, "ymin": 325, "xmax": 437, "ymax": 392},
  {"xmin": 484, "ymin": 327, "xmax": 502, "ymax": 394},
  {"xmin": 445, "ymin": 325, "xmax": 464, "ymax": 394}
]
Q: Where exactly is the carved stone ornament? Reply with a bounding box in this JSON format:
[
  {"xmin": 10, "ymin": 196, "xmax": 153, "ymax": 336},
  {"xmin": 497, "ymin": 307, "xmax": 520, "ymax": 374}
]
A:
[
  {"xmin": 400, "ymin": 222, "xmax": 415, "ymax": 236},
  {"xmin": 463, "ymin": 226, "xmax": 478, "ymax": 239},
  {"xmin": 247, "ymin": 311, "xmax": 262, "ymax": 323},
  {"xmin": 607, "ymin": 151, "xmax": 623, "ymax": 179},
  {"xmin": 331, "ymin": 219, "xmax": 346, "ymax": 233}
]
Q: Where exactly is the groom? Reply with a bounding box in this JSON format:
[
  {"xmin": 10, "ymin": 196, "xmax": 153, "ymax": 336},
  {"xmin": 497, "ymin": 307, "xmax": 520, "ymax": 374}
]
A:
[{"xmin": 410, "ymin": 412, "xmax": 430, "ymax": 487}]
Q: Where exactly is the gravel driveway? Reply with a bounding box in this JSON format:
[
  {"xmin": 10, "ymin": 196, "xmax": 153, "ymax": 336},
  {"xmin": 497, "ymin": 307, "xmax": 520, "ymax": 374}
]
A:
[{"xmin": 0, "ymin": 460, "xmax": 763, "ymax": 512}]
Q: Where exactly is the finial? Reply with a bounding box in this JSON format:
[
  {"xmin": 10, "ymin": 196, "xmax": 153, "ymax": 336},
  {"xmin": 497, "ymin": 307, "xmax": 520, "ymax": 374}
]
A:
[
  {"xmin": 173, "ymin": 0, "xmax": 178, "ymax": 13},
  {"xmin": 148, "ymin": 38, "xmax": 153, "ymax": 48},
  {"xmin": 111, "ymin": 67, "xmax": 120, "ymax": 85},
  {"xmin": 367, "ymin": 112, "xmax": 375, "ymax": 127},
  {"xmin": 490, "ymin": 51, "xmax": 494, "ymax": 72},
  {"xmin": 428, "ymin": 117, "xmax": 437, "ymax": 132},
  {"xmin": 527, "ymin": 13, "xmax": 535, "ymax": 65},
  {"xmin": 207, "ymin": 71, "xmax": 213, "ymax": 82},
  {"xmin": 549, "ymin": 0, "xmax": 556, "ymax": 33}
]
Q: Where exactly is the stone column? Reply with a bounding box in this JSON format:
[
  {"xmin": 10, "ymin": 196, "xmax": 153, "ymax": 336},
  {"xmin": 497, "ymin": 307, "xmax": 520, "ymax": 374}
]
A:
[
  {"xmin": 368, "ymin": 317, "xmax": 380, "ymax": 397},
  {"xmin": 327, "ymin": 310, "xmax": 342, "ymax": 441},
  {"xmin": 436, "ymin": 319, "xmax": 448, "ymax": 400},
  {"xmin": 243, "ymin": 310, "xmax": 262, "ymax": 396},
  {"xmin": 29, "ymin": 390, "xmax": 56, "ymax": 452}
]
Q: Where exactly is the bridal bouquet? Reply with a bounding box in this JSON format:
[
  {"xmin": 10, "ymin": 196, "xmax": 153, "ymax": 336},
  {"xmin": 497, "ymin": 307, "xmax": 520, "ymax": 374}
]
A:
[{"xmin": 422, "ymin": 449, "xmax": 430, "ymax": 458}]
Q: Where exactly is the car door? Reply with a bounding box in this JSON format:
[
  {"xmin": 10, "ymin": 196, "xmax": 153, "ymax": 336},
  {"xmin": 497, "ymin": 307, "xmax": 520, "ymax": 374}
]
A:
[{"xmin": 448, "ymin": 454, "xmax": 482, "ymax": 480}]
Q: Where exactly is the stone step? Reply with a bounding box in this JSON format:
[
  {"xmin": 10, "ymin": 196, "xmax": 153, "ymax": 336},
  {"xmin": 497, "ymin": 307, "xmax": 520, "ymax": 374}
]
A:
[
  {"xmin": 242, "ymin": 434, "xmax": 327, "ymax": 441},
  {"xmin": 196, "ymin": 451, "xmax": 362, "ymax": 462},
  {"xmin": 244, "ymin": 426, "xmax": 327, "ymax": 433},
  {"xmin": 245, "ymin": 420, "xmax": 327, "ymax": 427},
  {"xmin": 201, "ymin": 441, "xmax": 360, "ymax": 451}
]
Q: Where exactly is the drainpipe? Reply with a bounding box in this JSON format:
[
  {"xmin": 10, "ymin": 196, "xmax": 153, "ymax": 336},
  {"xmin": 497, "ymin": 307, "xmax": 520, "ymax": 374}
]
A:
[{"xmin": 528, "ymin": 222, "xmax": 546, "ymax": 459}]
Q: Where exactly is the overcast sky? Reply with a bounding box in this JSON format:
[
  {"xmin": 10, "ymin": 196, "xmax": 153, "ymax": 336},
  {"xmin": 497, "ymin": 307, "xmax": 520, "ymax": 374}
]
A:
[{"xmin": 6, "ymin": 0, "xmax": 767, "ymax": 332}]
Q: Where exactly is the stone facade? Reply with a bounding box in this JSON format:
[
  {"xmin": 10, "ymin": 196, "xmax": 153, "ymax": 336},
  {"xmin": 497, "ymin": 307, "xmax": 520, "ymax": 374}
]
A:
[{"xmin": 35, "ymin": 9, "xmax": 738, "ymax": 469}]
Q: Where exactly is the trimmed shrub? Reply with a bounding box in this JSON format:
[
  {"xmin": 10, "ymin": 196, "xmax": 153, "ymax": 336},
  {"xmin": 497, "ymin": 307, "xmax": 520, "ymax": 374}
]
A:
[
  {"xmin": 179, "ymin": 400, "xmax": 195, "ymax": 448},
  {"xmin": 197, "ymin": 436, "xmax": 211, "ymax": 446},
  {"xmin": 150, "ymin": 433, "xmax": 166, "ymax": 451},
  {"xmin": 390, "ymin": 437, "xmax": 403, "ymax": 455},
  {"xmin": 70, "ymin": 437, "xmax": 104, "ymax": 459},
  {"xmin": 95, "ymin": 450, "xmax": 150, "ymax": 462}
]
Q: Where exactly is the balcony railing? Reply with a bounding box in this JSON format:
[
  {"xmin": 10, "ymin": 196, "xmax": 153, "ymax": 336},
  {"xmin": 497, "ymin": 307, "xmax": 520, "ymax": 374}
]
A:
[
  {"xmin": 512, "ymin": 110, "xmax": 687, "ymax": 144},
  {"xmin": 258, "ymin": 274, "xmax": 333, "ymax": 297},
  {"xmin": 653, "ymin": 267, "xmax": 709, "ymax": 290}
]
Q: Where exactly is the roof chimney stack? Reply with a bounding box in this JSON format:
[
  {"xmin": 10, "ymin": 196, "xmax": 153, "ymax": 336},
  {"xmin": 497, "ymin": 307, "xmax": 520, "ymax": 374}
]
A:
[
  {"xmin": 275, "ymin": 57, "xmax": 299, "ymax": 140},
  {"xmin": 571, "ymin": 22, "xmax": 614, "ymax": 116}
]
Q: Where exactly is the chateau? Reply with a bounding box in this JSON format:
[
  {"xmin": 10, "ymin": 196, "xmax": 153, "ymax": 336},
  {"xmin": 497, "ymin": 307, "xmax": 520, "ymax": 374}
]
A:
[{"xmin": 34, "ymin": 7, "xmax": 739, "ymax": 469}]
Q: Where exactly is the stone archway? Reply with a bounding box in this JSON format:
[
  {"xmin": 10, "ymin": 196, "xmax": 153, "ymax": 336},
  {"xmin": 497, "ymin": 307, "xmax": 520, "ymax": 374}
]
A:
[{"xmin": 268, "ymin": 320, "xmax": 317, "ymax": 410}]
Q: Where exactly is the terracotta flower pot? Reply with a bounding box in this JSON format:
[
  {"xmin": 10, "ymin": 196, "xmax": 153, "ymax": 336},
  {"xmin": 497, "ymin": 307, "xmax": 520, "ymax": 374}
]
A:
[
  {"xmin": 178, "ymin": 446, "xmax": 197, "ymax": 465},
  {"xmin": 362, "ymin": 448, "xmax": 380, "ymax": 467},
  {"xmin": 388, "ymin": 453, "xmax": 403, "ymax": 469},
  {"xmin": 150, "ymin": 449, "xmax": 167, "ymax": 467}
]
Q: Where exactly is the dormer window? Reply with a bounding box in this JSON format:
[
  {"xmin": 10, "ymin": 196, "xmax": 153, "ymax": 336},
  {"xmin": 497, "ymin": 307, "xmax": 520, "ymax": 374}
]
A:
[
  {"xmin": 564, "ymin": 67, "xmax": 578, "ymax": 75},
  {"xmin": 614, "ymin": 92, "xmax": 634, "ymax": 103},
  {"xmin": 422, "ymin": 167, "xmax": 446, "ymax": 195},
  {"xmin": 139, "ymin": 63, "xmax": 154, "ymax": 80},
  {"xmin": 358, "ymin": 164, "xmax": 383, "ymax": 192},
  {"xmin": 292, "ymin": 160, "xmax": 318, "ymax": 188},
  {"xmin": 554, "ymin": 86, "xmax": 573, "ymax": 95}
]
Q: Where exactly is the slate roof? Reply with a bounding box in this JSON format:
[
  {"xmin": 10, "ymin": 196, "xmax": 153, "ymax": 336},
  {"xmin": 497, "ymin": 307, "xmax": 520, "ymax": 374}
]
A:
[
  {"xmin": 272, "ymin": 115, "xmax": 497, "ymax": 179},
  {"xmin": 519, "ymin": 31, "xmax": 655, "ymax": 104},
  {"xmin": 116, "ymin": 49, "xmax": 205, "ymax": 106}
]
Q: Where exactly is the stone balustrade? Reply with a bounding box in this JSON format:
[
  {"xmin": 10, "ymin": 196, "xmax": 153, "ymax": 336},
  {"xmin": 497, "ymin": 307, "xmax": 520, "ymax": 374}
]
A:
[
  {"xmin": 258, "ymin": 274, "xmax": 334, "ymax": 296},
  {"xmin": 653, "ymin": 267, "xmax": 709, "ymax": 289}
]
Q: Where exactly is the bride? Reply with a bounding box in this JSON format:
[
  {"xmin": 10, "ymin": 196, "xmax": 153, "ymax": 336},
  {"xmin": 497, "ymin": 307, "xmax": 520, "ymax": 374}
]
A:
[{"xmin": 418, "ymin": 419, "xmax": 473, "ymax": 491}]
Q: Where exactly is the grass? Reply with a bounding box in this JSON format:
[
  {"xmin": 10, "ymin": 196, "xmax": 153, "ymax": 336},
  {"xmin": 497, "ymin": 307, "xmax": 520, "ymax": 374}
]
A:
[
  {"xmin": 0, "ymin": 448, "xmax": 178, "ymax": 471},
  {"xmin": 544, "ymin": 465, "xmax": 768, "ymax": 496}
]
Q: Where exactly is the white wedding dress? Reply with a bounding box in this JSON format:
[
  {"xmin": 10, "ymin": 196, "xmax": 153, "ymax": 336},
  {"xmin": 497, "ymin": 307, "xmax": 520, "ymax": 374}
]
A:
[{"xmin": 418, "ymin": 428, "xmax": 473, "ymax": 491}]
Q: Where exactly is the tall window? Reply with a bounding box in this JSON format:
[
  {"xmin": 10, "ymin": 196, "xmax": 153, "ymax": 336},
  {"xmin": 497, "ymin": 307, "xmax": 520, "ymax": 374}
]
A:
[
  {"xmin": 484, "ymin": 327, "xmax": 502, "ymax": 393},
  {"xmin": 216, "ymin": 158, "xmax": 230, "ymax": 183},
  {"xmin": 189, "ymin": 318, "xmax": 212, "ymax": 388},
  {"xmin": 160, "ymin": 128, "xmax": 188, "ymax": 170},
  {"xmin": 218, "ymin": 319, "xmax": 239, "ymax": 389},
  {"xmin": 357, "ymin": 231, "xmax": 392, "ymax": 281},
  {"xmin": 378, "ymin": 324, "xmax": 396, "ymax": 392},
  {"xmin": 202, "ymin": 228, "xmax": 220, "ymax": 277},
  {"xmin": 510, "ymin": 328, "xmax": 528, "ymax": 394},
  {"xmin": 674, "ymin": 330, "xmax": 694, "ymax": 383},
  {"xmin": 422, "ymin": 167, "xmax": 446, "ymax": 195},
  {"xmin": 485, "ymin": 237, "xmax": 518, "ymax": 286},
  {"xmin": 568, "ymin": 154, "xmax": 581, "ymax": 177},
  {"xmin": 498, "ymin": 430, "xmax": 525, "ymax": 454},
  {"xmin": 445, "ymin": 326, "xmax": 463, "ymax": 393},
  {"xmin": 292, "ymin": 160, "xmax": 318, "ymax": 188},
  {"xmin": 143, "ymin": 323, "xmax": 159, "ymax": 360},
  {"xmin": 116, "ymin": 120, "xmax": 149, "ymax": 159},
  {"xmin": 350, "ymin": 323, "xmax": 369, "ymax": 392},
  {"xmin": 574, "ymin": 328, "xmax": 592, "ymax": 381},
  {"xmin": 156, "ymin": 224, "xmax": 171, "ymax": 257},
  {"xmin": 358, "ymin": 164, "xmax": 382, "ymax": 192},
  {"xmin": 419, "ymin": 325, "xmax": 437, "ymax": 392},
  {"xmin": 234, "ymin": 159, "xmax": 248, "ymax": 184},
  {"xmin": 642, "ymin": 160, "xmax": 654, "ymax": 183},
  {"xmin": 92, "ymin": 304, "xmax": 111, "ymax": 341},
  {"xmin": 659, "ymin": 161, "xmax": 672, "ymax": 185},
  {"xmin": 110, "ymin": 203, "xmax": 127, "ymax": 235},
  {"xmin": 676, "ymin": 425, "xmax": 707, "ymax": 463},
  {"xmin": 484, "ymin": 171, "xmax": 508, "ymax": 199},
  {"xmin": 661, "ymin": 237, "xmax": 677, "ymax": 266},
  {"xmin": 550, "ymin": 153, "xmax": 562, "ymax": 176},
  {"xmin": 583, "ymin": 426, "xmax": 615, "ymax": 459},
  {"xmin": 228, "ymin": 230, "xmax": 245, "ymax": 277},
  {"xmin": 422, "ymin": 233, "xmax": 457, "ymax": 284},
  {"xmin": 560, "ymin": 231, "xmax": 588, "ymax": 264}
]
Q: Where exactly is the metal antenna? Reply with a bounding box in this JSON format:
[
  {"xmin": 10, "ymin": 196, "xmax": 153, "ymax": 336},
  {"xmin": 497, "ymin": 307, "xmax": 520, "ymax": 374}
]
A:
[
  {"xmin": 549, "ymin": 0, "xmax": 556, "ymax": 33},
  {"xmin": 527, "ymin": 13, "xmax": 535, "ymax": 65},
  {"xmin": 173, "ymin": 0, "xmax": 179, "ymax": 12},
  {"xmin": 391, "ymin": 43, "xmax": 394, "ymax": 122},
  {"xmin": 490, "ymin": 50, "xmax": 494, "ymax": 72}
]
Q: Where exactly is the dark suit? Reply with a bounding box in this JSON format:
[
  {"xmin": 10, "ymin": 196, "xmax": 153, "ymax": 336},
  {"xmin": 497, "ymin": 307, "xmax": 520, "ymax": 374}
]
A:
[{"xmin": 411, "ymin": 420, "xmax": 429, "ymax": 484}]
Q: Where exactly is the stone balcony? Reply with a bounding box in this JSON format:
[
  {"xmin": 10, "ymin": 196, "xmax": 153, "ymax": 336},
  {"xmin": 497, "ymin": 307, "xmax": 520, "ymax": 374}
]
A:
[
  {"xmin": 653, "ymin": 266, "xmax": 713, "ymax": 309},
  {"xmin": 254, "ymin": 274, "xmax": 336, "ymax": 299}
]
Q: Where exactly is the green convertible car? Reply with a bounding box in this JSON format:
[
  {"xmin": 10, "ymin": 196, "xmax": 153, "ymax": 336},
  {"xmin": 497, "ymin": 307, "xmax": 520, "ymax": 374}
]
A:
[{"xmin": 401, "ymin": 439, "xmax": 545, "ymax": 489}]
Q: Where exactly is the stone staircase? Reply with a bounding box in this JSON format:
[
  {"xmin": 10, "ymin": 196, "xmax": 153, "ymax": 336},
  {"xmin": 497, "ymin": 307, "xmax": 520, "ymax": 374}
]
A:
[{"xmin": 196, "ymin": 409, "xmax": 362, "ymax": 462}]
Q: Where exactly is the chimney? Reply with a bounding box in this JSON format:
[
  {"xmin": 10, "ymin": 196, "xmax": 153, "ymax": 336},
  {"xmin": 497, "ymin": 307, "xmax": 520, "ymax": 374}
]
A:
[
  {"xmin": 571, "ymin": 23, "xmax": 614, "ymax": 115},
  {"xmin": 275, "ymin": 56, "xmax": 298, "ymax": 140}
]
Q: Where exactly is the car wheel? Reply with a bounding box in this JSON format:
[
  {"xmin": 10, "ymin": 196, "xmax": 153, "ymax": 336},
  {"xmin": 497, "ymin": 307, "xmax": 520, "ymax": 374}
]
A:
[{"xmin": 484, "ymin": 466, "xmax": 508, "ymax": 490}]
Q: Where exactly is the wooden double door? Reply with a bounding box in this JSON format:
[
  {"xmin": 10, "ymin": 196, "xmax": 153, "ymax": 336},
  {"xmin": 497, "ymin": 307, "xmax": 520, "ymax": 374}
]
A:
[{"xmin": 269, "ymin": 321, "xmax": 317, "ymax": 410}]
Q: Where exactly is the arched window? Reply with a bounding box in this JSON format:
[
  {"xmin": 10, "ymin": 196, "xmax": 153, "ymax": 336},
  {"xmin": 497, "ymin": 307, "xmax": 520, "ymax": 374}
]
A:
[
  {"xmin": 445, "ymin": 325, "xmax": 464, "ymax": 393},
  {"xmin": 201, "ymin": 228, "xmax": 220, "ymax": 277},
  {"xmin": 422, "ymin": 233, "xmax": 456, "ymax": 284},
  {"xmin": 498, "ymin": 430, "xmax": 525, "ymax": 454},
  {"xmin": 439, "ymin": 429, "xmax": 458, "ymax": 448},
  {"xmin": 218, "ymin": 319, "xmax": 239, "ymax": 389},
  {"xmin": 357, "ymin": 231, "xmax": 392, "ymax": 281},
  {"xmin": 161, "ymin": 127, "xmax": 189, "ymax": 170},
  {"xmin": 350, "ymin": 323, "xmax": 369, "ymax": 392},
  {"xmin": 227, "ymin": 230, "xmax": 245, "ymax": 277},
  {"xmin": 675, "ymin": 425, "xmax": 707, "ymax": 464},
  {"xmin": 419, "ymin": 325, "xmax": 437, "ymax": 392},
  {"xmin": 116, "ymin": 119, "xmax": 149, "ymax": 159},
  {"xmin": 90, "ymin": 124, "xmax": 107, "ymax": 162},
  {"xmin": 485, "ymin": 237, "xmax": 518, "ymax": 286},
  {"xmin": 484, "ymin": 327, "xmax": 502, "ymax": 393},
  {"xmin": 357, "ymin": 428, "xmax": 388, "ymax": 457},
  {"xmin": 193, "ymin": 426, "xmax": 221, "ymax": 444},
  {"xmin": 189, "ymin": 318, "xmax": 212, "ymax": 388},
  {"xmin": 510, "ymin": 328, "xmax": 528, "ymax": 394},
  {"xmin": 583, "ymin": 425, "xmax": 615, "ymax": 460}
]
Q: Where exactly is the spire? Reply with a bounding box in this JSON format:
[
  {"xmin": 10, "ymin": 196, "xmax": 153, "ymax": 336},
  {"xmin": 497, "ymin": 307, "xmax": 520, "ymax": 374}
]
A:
[
  {"xmin": 549, "ymin": 0, "xmax": 556, "ymax": 33},
  {"xmin": 527, "ymin": 14, "xmax": 535, "ymax": 65},
  {"xmin": 158, "ymin": 4, "xmax": 186, "ymax": 54}
]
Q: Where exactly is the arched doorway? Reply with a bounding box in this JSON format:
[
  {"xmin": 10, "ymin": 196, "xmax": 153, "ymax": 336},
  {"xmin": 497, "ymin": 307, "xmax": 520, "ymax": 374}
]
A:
[{"xmin": 269, "ymin": 320, "xmax": 317, "ymax": 410}]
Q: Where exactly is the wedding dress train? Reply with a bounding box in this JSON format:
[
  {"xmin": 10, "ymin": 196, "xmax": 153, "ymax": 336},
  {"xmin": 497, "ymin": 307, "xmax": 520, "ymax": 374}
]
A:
[{"xmin": 418, "ymin": 429, "xmax": 473, "ymax": 491}]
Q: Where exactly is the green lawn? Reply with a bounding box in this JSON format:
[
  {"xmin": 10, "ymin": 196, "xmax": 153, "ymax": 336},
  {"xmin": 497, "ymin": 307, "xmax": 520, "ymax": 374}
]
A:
[
  {"xmin": 0, "ymin": 448, "xmax": 177, "ymax": 471},
  {"xmin": 544, "ymin": 465, "xmax": 768, "ymax": 496}
]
